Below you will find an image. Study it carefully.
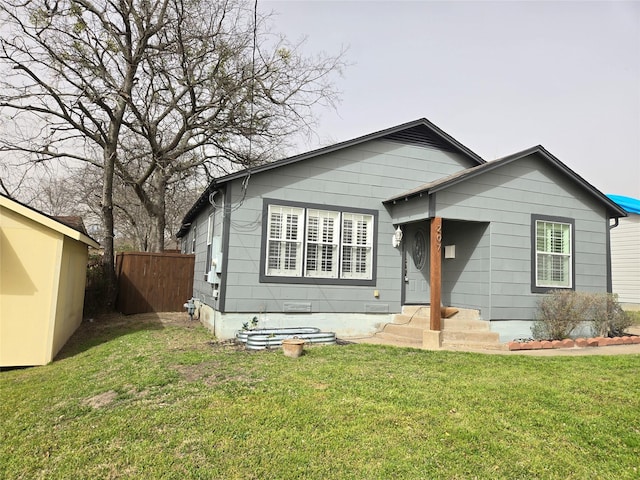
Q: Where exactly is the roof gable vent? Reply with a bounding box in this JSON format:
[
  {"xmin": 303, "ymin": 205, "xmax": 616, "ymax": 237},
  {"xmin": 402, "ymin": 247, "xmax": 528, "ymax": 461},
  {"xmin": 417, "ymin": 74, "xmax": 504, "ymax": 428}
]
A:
[{"xmin": 383, "ymin": 124, "xmax": 455, "ymax": 152}]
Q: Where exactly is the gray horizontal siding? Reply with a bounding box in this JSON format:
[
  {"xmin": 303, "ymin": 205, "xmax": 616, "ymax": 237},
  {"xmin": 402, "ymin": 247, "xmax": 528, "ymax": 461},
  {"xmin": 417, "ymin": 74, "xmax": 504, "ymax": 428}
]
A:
[
  {"xmin": 190, "ymin": 194, "xmax": 226, "ymax": 309},
  {"xmin": 387, "ymin": 197, "xmax": 432, "ymax": 224},
  {"xmin": 441, "ymin": 220, "xmax": 490, "ymax": 315},
  {"xmin": 436, "ymin": 154, "xmax": 609, "ymax": 321},
  {"xmin": 187, "ymin": 140, "xmax": 614, "ymax": 324},
  {"xmin": 219, "ymin": 140, "xmax": 473, "ymax": 314}
]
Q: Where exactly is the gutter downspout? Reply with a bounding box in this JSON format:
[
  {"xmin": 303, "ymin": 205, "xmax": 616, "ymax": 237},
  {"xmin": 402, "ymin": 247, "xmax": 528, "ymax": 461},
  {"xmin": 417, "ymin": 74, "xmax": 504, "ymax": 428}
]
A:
[{"xmin": 606, "ymin": 216, "xmax": 620, "ymax": 293}]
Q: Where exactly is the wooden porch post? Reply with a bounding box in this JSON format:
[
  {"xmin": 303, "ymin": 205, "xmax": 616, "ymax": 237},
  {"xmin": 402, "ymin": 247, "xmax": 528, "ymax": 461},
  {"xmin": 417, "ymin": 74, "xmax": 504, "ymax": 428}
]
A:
[{"xmin": 430, "ymin": 216, "xmax": 442, "ymax": 331}]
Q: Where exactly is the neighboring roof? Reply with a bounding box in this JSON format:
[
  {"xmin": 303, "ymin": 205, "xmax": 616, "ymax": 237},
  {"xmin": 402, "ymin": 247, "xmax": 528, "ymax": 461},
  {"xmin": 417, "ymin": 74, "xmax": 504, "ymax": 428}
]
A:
[
  {"xmin": 384, "ymin": 145, "xmax": 628, "ymax": 218},
  {"xmin": 177, "ymin": 118, "xmax": 485, "ymax": 237},
  {"xmin": 0, "ymin": 193, "xmax": 100, "ymax": 248},
  {"xmin": 53, "ymin": 216, "xmax": 89, "ymax": 236},
  {"xmin": 606, "ymin": 194, "xmax": 640, "ymax": 215}
]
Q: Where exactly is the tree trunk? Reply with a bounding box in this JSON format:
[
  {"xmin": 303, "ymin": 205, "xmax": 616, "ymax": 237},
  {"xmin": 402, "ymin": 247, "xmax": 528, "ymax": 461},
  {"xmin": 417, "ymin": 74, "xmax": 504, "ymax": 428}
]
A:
[
  {"xmin": 154, "ymin": 175, "xmax": 167, "ymax": 252},
  {"xmin": 101, "ymin": 145, "xmax": 118, "ymax": 308}
]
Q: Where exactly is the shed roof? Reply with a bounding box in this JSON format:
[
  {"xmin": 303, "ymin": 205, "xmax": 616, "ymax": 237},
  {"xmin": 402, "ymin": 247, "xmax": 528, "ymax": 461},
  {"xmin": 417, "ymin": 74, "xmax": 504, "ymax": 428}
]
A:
[
  {"xmin": 53, "ymin": 216, "xmax": 89, "ymax": 236},
  {"xmin": 177, "ymin": 118, "xmax": 484, "ymax": 237},
  {"xmin": 383, "ymin": 145, "xmax": 628, "ymax": 218},
  {"xmin": 0, "ymin": 193, "xmax": 100, "ymax": 248}
]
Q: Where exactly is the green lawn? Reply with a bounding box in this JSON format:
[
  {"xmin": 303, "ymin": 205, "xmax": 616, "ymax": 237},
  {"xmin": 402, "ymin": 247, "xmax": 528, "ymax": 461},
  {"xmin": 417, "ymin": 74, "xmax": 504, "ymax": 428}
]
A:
[{"xmin": 2, "ymin": 314, "xmax": 639, "ymax": 479}]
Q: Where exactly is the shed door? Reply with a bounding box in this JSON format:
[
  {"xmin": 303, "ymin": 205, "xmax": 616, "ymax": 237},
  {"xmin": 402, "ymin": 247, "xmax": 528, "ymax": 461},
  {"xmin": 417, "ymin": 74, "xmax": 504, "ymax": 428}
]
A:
[{"xmin": 404, "ymin": 222, "xmax": 430, "ymax": 304}]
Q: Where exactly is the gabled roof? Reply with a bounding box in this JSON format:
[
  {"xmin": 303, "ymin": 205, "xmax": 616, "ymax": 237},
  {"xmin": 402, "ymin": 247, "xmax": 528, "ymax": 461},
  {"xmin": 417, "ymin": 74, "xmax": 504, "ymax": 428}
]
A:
[
  {"xmin": 217, "ymin": 118, "xmax": 484, "ymax": 184},
  {"xmin": 0, "ymin": 193, "xmax": 100, "ymax": 248},
  {"xmin": 177, "ymin": 118, "xmax": 485, "ymax": 237},
  {"xmin": 384, "ymin": 145, "xmax": 628, "ymax": 218}
]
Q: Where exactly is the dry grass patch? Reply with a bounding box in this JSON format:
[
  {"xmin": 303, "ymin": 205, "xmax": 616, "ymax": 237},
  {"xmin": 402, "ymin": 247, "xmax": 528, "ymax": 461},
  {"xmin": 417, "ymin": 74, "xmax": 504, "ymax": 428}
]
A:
[{"xmin": 82, "ymin": 390, "xmax": 119, "ymax": 409}]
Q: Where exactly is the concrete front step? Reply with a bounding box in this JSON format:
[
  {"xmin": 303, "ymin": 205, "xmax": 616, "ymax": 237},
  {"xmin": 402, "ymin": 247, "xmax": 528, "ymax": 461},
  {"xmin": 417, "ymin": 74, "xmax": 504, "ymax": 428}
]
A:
[
  {"xmin": 441, "ymin": 330, "xmax": 500, "ymax": 344},
  {"xmin": 401, "ymin": 305, "xmax": 431, "ymax": 317},
  {"xmin": 393, "ymin": 308, "xmax": 488, "ymax": 330},
  {"xmin": 392, "ymin": 317, "xmax": 491, "ymax": 332},
  {"xmin": 400, "ymin": 305, "xmax": 482, "ymax": 322},
  {"xmin": 392, "ymin": 314, "xmax": 430, "ymax": 327},
  {"xmin": 442, "ymin": 318, "xmax": 491, "ymax": 331},
  {"xmin": 377, "ymin": 305, "xmax": 503, "ymax": 350},
  {"xmin": 381, "ymin": 323, "xmax": 425, "ymax": 339}
]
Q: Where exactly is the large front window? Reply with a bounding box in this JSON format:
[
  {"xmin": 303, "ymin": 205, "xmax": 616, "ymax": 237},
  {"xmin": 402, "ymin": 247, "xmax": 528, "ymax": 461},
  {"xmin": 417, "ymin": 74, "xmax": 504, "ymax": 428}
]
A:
[
  {"xmin": 532, "ymin": 215, "xmax": 574, "ymax": 291},
  {"xmin": 263, "ymin": 201, "xmax": 376, "ymax": 284}
]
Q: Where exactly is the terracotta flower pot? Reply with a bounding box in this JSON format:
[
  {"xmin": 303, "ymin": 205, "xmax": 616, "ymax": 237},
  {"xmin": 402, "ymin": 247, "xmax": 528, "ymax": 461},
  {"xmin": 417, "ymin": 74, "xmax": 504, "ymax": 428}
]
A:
[{"xmin": 282, "ymin": 338, "xmax": 305, "ymax": 358}]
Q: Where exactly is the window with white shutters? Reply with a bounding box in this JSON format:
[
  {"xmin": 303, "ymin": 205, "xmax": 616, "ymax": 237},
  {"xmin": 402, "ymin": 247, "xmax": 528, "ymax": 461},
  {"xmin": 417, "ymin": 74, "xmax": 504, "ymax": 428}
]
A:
[
  {"xmin": 262, "ymin": 201, "xmax": 376, "ymax": 283},
  {"xmin": 341, "ymin": 213, "xmax": 373, "ymax": 279},
  {"xmin": 531, "ymin": 215, "xmax": 574, "ymax": 292},
  {"xmin": 266, "ymin": 205, "xmax": 304, "ymax": 276},
  {"xmin": 306, "ymin": 209, "xmax": 340, "ymax": 278}
]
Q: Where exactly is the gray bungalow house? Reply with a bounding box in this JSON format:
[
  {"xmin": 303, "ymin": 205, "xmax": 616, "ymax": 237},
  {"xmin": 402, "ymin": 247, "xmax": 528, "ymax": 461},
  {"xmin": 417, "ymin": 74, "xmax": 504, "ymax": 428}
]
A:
[{"xmin": 177, "ymin": 118, "xmax": 626, "ymax": 344}]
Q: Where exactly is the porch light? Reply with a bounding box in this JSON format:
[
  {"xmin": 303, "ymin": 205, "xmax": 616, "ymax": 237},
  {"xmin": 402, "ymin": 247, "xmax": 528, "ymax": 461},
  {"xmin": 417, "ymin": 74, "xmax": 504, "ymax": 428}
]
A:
[{"xmin": 392, "ymin": 226, "xmax": 403, "ymax": 248}]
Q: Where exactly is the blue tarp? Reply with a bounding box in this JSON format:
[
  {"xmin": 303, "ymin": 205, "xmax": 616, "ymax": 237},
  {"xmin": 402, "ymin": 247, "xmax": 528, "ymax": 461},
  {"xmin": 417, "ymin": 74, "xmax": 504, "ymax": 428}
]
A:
[{"xmin": 607, "ymin": 194, "xmax": 640, "ymax": 215}]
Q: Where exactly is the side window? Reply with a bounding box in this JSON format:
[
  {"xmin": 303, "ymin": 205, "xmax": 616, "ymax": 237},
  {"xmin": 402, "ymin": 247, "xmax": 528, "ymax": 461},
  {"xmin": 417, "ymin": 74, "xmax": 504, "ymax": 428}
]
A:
[
  {"xmin": 205, "ymin": 213, "xmax": 214, "ymax": 280},
  {"xmin": 191, "ymin": 224, "xmax": 197, "ymax": 254},
  {"xmin": 532, "ymin": 215, "xmax": 574, "ymax": 292}
]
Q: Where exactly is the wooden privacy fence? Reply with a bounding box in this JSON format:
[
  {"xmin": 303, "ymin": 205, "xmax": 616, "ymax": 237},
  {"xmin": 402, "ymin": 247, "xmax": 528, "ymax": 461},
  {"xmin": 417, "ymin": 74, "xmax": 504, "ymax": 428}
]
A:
[{"xmin": 116, "ymin": 251, "xmax": 195, "ymax": 314}]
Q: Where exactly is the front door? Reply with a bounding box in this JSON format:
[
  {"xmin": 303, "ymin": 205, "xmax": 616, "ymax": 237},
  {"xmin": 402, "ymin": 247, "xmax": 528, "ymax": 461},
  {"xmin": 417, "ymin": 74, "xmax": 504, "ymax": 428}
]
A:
[{"xmin": 403, "ymin": 222, "xmax": 430, "ymax": 304}]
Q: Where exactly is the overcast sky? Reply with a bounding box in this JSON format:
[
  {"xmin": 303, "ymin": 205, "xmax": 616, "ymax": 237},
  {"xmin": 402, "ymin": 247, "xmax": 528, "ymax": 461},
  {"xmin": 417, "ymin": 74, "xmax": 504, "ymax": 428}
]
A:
[{"xmin": 261, "ymin": 0, "xmax": 640, "ymax": 199}]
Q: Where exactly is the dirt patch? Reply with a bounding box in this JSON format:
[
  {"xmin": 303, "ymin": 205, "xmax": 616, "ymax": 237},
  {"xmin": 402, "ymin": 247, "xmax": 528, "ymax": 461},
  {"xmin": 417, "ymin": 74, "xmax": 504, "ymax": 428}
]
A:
[
  {"xmin": 82, "ymin": 390, "xmax": 118, "ymax": 409},
  {"xmin": 172, "ymin": 362, "xmax": 262, "ymax": 388},
  {"xmin": 85, "ymin": 311, "xmax": 194, "ymax": 328},
  {"xmin": 173, "ymin": 363, "xmax": 216, "ymax": 383}
]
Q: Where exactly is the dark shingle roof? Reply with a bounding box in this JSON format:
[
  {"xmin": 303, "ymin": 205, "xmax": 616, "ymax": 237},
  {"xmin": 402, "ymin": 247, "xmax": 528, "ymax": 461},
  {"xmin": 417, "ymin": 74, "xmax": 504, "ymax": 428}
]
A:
[
  {"xmin": 383, "ymin": 145, "xmax": 627, "ymax": 218},
  {"xmin": 177, "ymin": 118, "xmax": 485, "ymax": 237},
  {"xmin": 52, "ymin": 216, "xmax": 89, "ymax": 236}
]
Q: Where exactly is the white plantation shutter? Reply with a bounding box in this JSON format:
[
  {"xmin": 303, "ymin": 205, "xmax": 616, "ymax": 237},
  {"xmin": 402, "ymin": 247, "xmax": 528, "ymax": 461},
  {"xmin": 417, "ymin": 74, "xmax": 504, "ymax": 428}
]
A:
[
  {"xmin": 536, "ymin": 220, "xmax": 571, "ymax": 287},
  {"xmin": 305, "ymin": 209, "xmax": 340, "ymax": 278},
  {"xmin": 264, "ymin": 203, "xmax": 375, "ymax": 281},
  {"xmin": 341, "ymin": 213, "xmax": 373, "ymax": 279},
  {"xmin": 266, "ymin": 205, "xmax": 304, "ymax": 276}
]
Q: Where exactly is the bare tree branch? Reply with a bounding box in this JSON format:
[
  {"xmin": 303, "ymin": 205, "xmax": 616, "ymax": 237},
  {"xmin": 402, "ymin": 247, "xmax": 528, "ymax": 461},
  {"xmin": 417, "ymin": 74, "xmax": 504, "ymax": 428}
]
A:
[{"xmin": 1, "ymin": 0, "xmax": 346, "ymax": 257}]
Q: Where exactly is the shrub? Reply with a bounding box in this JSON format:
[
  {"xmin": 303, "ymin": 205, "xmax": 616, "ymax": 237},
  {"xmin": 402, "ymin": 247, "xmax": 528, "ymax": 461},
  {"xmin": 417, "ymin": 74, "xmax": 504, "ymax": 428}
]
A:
[
  {"xmin": 83, "ymin": 256, "xmax": 113, "ymax": 316},
  {"xmin": 589, "ymin": 293, "xmax": 632, "ymax": 337},
  {"xmin": 532, "ymin": 290, "xmax": 632, "ymax": 340},
  {"xmin": 532, "ymin": 290, "xmax": 593, "ymax": 340}
]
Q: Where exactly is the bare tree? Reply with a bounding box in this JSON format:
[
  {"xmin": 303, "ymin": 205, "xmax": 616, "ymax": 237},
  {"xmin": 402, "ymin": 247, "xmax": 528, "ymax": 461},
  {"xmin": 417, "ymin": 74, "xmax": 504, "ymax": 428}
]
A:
[
  {"xmin": 60, "ymin": 163, "xmax": 203, "ymax": 251},
  {"xmin": 0, "ymin": 0, "xmax": 171, "ymax": 301},
  {"xmin": 0, "ymin": 0, "xmax": 345, "ymax": 288},
  {"xmin": 118, "ymin": 0, "xmax": 345, "ymax": 250}
]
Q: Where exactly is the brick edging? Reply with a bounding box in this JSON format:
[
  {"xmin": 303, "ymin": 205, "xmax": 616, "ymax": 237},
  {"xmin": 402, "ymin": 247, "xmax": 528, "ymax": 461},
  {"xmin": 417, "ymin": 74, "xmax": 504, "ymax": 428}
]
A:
[{"xmin": 507, "ymin": 335, "xmax": 640, "ymax": 351}]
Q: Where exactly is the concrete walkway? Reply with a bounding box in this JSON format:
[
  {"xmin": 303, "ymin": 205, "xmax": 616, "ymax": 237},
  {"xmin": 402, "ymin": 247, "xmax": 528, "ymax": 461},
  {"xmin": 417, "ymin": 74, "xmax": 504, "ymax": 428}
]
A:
[{"xmin": 344, "ymin": 325, "xmax": 640, "ymax": 356}]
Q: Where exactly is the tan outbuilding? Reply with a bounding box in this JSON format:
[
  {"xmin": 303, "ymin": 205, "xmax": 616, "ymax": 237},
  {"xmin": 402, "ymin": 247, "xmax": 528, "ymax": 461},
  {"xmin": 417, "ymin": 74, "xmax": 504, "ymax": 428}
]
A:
[{"xmin": 1, "ymin": 193, "xmax": 100, "ymax": 367}]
